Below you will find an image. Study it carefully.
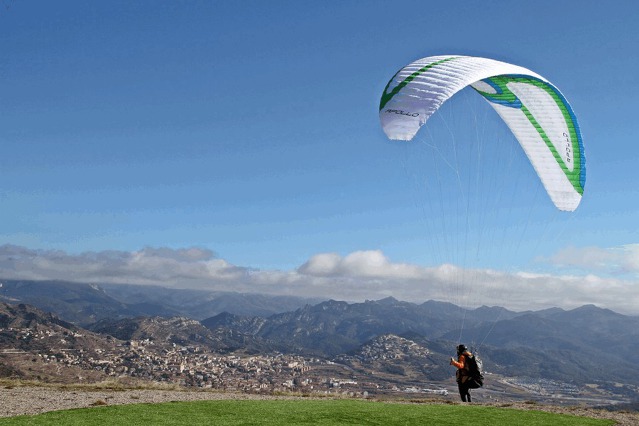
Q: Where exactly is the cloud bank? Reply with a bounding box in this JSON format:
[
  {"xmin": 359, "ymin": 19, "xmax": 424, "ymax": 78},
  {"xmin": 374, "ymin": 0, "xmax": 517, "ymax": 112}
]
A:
[
  {"xmin": 1, "ymin": 244, "xmax": 638, "ymax": 315},
  {"xmin": 547, "ymin": 244, "xmax": 639, "ymax": 276}
]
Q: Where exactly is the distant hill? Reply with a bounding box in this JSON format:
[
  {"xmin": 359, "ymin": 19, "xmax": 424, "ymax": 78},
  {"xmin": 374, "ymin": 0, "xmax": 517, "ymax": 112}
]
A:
[
  {"xmin": 89, "ymin": 315, "xmax": 275, "ymax": 355},
  {"xmin": 0, "ymin": 280, "xmax": 135, "ymax": 326},
  {"xmin": 0, "ymin": 302, "xmax": 116, "ymax": 355},
  {"xmin": 446, "ymin": 305, "xmax": 639, "ymax": 385},
  {"xmin": 336, "ymin": 334, "xmax": 450, "ymax": 382},
  {"xmin": 200, "ymin": 298, "xmax": 527, "ymax": 356},
  {"xmin": 0, "ymin": 279, "xmax": 323, "ymax": 325},
  {"xmin": 200, "ymin": 298, "xmax": 639, "ymax": 387},
  {"xmin": 0, "ymin": 302, "xmax": 76, "ymax": 332},
  {"xmin": 98, "ymin": 283, "xmax": 324, "ymax": 319}
]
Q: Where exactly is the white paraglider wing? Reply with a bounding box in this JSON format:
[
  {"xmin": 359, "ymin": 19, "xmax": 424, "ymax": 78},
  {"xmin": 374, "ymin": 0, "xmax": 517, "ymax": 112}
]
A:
[{"xmin": 379, "ymin": 55, "xmax": 585, "ymax": 211}]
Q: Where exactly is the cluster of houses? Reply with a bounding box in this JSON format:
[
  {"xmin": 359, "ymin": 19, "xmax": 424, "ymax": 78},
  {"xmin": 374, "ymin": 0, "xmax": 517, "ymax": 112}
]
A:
[
  {"xmin": 2, "ymin": 323, "xmax": 448, "ymax": 397},
  {"xmin": 2, "ymin": 326, "xmax": 405, "ymax": 395},
  {"xmin": 501, "ymin": 376, "xmax": 581, "ymax": 396}
]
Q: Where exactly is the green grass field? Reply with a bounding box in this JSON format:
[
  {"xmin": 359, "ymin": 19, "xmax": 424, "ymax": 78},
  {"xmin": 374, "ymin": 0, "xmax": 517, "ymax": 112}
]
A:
[{"xmin": 0, "ymin": 399, "xmax": 614, "ymax": 425}]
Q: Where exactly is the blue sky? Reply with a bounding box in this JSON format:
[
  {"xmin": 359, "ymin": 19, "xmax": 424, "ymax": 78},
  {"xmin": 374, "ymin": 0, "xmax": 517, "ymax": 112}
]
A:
[{"xmin": 2, "ymin": 1, "xmax": 639, "ymax": 313}]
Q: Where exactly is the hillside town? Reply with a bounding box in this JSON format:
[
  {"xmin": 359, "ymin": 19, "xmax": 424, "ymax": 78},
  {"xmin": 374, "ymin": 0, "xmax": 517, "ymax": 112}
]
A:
[{"xmin": 0, "ymin": 324, "xmax": 447, "ymax": 397}]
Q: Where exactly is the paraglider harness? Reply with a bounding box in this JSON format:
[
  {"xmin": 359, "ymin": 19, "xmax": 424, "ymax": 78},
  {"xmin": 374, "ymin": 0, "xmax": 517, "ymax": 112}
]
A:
[
  {"xmin": 464, "ymin": 352, "xmax": 483, "ymax": 389},
  {"xmin": 456, "ymin": 350, "xmax": 484, "ymax": 389}
]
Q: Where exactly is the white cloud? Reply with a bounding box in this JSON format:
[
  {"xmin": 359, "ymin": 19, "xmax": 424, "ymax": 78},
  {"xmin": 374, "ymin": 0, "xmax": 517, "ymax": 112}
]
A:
[
  {"xmin": 298, "ymin": 250, "xmax": 423, "ymax": 279},
  {"xmin": 1, "ymin": 244, "xmax": 638, "ymax": 315},
  {"xmin": 546, "ymin": 244, "xmax": 639, "ymax": 276},
  {"xmin": 0, "ymin": 244, "xmax": 248, "ymax": 286}
]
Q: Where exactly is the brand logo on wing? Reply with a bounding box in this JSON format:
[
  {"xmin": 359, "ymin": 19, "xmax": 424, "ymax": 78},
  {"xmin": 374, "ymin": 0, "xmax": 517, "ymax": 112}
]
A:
[{"xmin": 385, "ymin": 109, "xmax": 419, "ymax": 117}]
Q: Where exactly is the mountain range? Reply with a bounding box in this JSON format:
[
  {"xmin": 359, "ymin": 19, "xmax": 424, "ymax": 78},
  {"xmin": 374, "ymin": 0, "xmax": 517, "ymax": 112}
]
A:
[
  {"xmin": 1, "ymin": 278, "xmax": 639, "ymax": 395},
  {"xmin": 0, "ymin": 279, "xmax": 321, "ymax": 325},
  {"xmin": 197, "ymin": 298, "xmax": 639, "ymax": 385}
]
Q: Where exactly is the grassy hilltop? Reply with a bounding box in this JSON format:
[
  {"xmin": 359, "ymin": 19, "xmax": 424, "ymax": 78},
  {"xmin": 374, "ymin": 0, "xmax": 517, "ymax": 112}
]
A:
[{"xmin": 0, "ymin": 399, "xmax": 614, "ymax": 426}]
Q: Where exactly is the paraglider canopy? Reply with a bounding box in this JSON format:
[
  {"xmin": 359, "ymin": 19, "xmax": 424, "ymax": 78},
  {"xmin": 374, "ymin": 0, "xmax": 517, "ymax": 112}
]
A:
[{"xmin": 379, "ymin": 55, "xmax": 585, "ymax": 211}]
